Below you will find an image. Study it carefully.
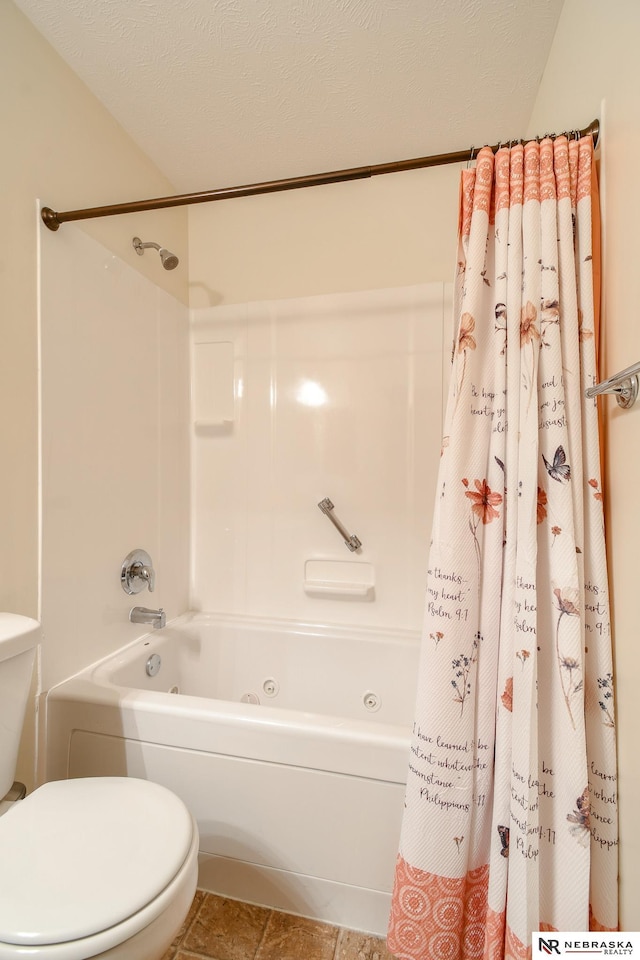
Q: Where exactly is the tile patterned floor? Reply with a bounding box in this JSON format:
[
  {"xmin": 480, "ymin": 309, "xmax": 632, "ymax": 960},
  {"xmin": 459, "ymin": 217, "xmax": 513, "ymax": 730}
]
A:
[{"xmin": 163, "ymin": 891, "xmax": 398, "ymax": 960}]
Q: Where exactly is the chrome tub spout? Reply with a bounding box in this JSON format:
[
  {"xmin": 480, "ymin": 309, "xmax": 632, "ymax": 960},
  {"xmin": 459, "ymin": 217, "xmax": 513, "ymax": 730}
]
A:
[{"xmin": 129, "ymin": 606, "xmax": 166, "ymax": 629}]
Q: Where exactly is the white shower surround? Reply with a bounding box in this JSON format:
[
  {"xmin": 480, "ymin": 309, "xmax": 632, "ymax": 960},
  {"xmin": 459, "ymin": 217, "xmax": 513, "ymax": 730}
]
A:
[
  {"xmin": 191, "ymin": 282, "xmax": 449, "ymax": 629},
  {"xmin": 39, "ymin": 229, "xmax": 450, "ymax": 933},
  {"xmin": 39, "ymin": 225, "xmax": 190, "ymax": 692}
]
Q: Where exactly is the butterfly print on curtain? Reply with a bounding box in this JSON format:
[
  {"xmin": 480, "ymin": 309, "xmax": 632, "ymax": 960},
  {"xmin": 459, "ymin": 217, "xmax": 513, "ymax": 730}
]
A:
[{"xmin": 543, "ymin": 446, "xmax": 571, "ymax": 483}]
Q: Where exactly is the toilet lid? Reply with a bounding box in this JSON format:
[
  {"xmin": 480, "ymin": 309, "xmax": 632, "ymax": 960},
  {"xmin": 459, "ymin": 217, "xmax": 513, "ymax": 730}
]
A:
[{"xmin": 0, "ymin": 777, "xmax": 193, "ymax": 946}]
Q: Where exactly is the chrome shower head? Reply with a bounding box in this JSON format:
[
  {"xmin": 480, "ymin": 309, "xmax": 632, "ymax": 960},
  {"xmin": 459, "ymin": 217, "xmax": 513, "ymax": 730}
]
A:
[
  {"xmin": 132, "ymin": 237, "xmax": 179, "ymax": 270},
  {"xmin": 159, "ymin": 248, "xmax": 179, "ymax": 270}
]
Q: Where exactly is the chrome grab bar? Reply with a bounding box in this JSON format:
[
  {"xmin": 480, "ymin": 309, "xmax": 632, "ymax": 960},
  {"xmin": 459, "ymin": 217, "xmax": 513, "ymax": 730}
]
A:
[
  {"xmin": 585, "ymin": 360, "xmax": 640, "ymax": 409},
  {"xmin": 318, "ymin": 498, "xmax": 362, "ymax": 552}
]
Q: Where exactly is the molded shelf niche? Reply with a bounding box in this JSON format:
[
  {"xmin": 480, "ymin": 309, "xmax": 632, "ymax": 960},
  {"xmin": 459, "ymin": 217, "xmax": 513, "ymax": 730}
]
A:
[
  {"xmin": 304, "ymin": 559, "xmax": 375, "ymax": 600},
  {"xmin": 193, "ymin": 340, "xmax": 235, "ymax": 432}
]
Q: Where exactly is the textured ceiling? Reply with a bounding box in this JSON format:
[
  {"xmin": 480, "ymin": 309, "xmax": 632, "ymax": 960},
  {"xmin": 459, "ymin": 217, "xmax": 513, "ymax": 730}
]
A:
[{"xmin": 14, "ymin": 0, "xmax": 565, "ymax": 193}]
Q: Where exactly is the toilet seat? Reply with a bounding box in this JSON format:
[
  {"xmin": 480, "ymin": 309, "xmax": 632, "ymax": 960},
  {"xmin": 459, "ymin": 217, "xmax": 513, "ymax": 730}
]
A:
[{"xmin": 0, "ymin": 778, "xmax": 196, "ymax": 958}]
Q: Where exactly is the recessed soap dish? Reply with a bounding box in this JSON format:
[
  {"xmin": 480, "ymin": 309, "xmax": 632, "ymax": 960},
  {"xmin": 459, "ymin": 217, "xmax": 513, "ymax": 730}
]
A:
[{"xmin": 303, "ymin": 559, "xmax": 375, "ymax": 600}]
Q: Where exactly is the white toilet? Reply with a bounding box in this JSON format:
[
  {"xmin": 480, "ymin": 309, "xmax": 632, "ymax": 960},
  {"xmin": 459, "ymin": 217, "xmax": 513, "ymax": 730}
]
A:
[{"xmin": 0, "ymin": 614, "xmax": 199, "ymax": 960}]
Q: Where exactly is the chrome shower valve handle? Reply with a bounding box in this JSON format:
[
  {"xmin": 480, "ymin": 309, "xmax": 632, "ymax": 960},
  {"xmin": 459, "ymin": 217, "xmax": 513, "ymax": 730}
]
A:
[{"xmin": 121, "ymin": 549, "xmax": 156, "ymax": 594}]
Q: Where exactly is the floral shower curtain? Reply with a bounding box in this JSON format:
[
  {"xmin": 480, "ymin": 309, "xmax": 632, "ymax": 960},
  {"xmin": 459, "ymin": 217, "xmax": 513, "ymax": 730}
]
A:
[{"xmin": 387, "ymin": 135, "xmax": 618, "ymax": 960}]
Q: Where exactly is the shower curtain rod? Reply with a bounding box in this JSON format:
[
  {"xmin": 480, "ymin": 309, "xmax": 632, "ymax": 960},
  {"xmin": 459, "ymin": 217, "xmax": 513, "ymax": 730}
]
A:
[{"xmin": 41, "ymin": 119, "xmax": 599, "ymax": 232}]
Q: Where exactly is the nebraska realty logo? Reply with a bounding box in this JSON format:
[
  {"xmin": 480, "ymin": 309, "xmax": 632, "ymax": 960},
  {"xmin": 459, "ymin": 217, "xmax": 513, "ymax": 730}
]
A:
[{"xmin": 533, "ymin": 934, "xmax": 639, "ymax": 957}]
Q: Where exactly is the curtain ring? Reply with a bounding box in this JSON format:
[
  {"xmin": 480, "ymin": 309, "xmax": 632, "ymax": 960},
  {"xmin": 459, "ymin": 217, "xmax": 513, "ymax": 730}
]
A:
[{"xmin": 467, "ymin": 146, "xmax": 475, "ymax": 169}]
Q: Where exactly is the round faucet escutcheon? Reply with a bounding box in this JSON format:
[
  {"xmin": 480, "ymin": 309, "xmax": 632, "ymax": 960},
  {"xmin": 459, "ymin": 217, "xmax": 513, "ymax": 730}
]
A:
[{"xmin": 121, "ymin": 549, "xmax": 156, "ymax": 595}]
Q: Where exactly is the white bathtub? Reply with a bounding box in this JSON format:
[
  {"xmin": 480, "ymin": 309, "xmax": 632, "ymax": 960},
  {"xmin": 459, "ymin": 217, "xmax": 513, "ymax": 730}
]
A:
[{"xmin": 43, "ymin": 613, "xmax": 419, "ymax": 935}]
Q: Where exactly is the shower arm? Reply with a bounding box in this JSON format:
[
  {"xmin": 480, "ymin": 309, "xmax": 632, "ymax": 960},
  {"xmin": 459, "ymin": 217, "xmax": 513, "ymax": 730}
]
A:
[
  {"xmin": 318, "ymin": 498, "xmax": 362, "ymax": 553},
  {"xmin": 133, "ymin": 238, "xmax": 161, "ymax": 253}
]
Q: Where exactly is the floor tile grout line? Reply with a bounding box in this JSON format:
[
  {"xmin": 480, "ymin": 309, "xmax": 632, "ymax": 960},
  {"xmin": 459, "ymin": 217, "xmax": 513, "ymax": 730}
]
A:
[
  {"xmin": 176, "ymin": 945, "xmax": 226, "ymax": 960},
  {"xmin": 181, "ymin": 892, "xmax": 207, "ymax": 949},
  {"xmin": 173, "ymin": 890, "xmax": 208, "ymax": 957},
  {"xmin": 252, "ymin": 907, "xmax": 275, "ymax": 960}
]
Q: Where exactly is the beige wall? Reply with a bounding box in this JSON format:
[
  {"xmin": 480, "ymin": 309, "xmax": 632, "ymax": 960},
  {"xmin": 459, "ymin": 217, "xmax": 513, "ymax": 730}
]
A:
[
  {"xmin": 0, "ymin": 1, "xmax": 189, "ymax": 786},
  {"xmin": 0, "ymin": 0, "xmax": 188, "ymax": 616},
  {"xmin": 529, "ymin": 0, "xmax": 639, "ymax": 930},
  {"xmin": 188, "ymin": 163, "xmax": 460, "ymax": 307}
]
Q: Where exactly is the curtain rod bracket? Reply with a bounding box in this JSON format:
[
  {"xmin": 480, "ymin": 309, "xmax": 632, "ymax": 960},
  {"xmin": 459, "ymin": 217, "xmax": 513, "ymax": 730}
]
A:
[
  {"xmin": 585, "ymin": 360, "xmax": 640, "ymax": 409},
  {"xmin": 41, "ymin": 207, "xmax": 61, "ymax": 231}
]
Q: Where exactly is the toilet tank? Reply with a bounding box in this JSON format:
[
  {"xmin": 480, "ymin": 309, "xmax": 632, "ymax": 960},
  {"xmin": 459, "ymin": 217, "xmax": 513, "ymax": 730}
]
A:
[{"xmin": 0, "ymin": 615, "xmax": 40, "ymax": 799}]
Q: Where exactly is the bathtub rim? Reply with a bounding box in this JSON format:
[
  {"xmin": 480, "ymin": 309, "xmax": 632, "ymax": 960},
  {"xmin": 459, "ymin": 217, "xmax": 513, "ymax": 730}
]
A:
[{"xmin": 91, "ymin": 609, "xmax": 421, "ymax": 673}]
